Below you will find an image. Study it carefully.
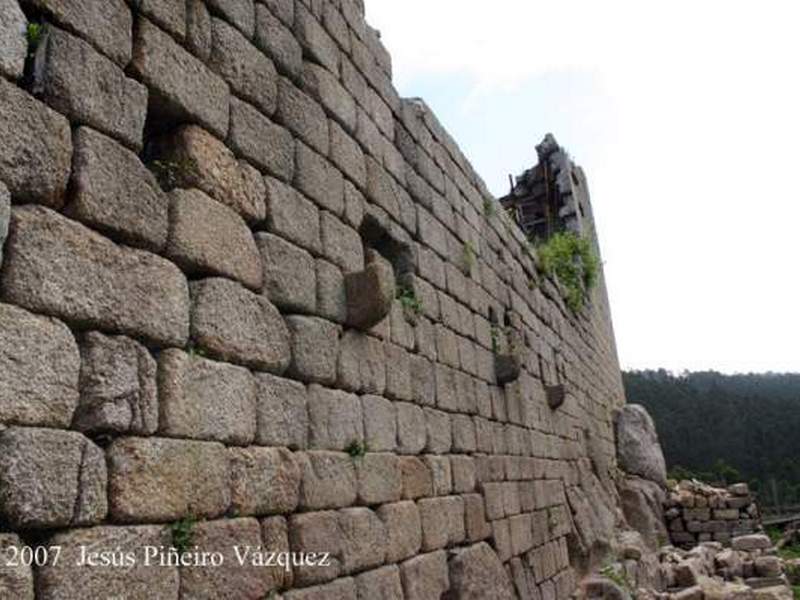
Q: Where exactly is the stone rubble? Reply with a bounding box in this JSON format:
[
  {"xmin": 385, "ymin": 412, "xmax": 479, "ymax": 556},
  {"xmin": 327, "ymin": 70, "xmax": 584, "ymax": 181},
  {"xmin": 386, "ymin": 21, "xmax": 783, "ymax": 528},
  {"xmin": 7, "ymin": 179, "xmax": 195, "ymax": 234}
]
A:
[{"xmin": 665, "ymin": 481, "xmax": 761, "ymax": 548}]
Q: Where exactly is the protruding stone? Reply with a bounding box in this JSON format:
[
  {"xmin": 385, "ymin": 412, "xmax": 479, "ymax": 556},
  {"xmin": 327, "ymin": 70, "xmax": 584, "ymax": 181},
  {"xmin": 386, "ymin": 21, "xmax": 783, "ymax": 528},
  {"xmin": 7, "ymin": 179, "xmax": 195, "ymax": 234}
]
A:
[
  {"xmin": 495, "ymin": 353, "xmax": 521, "ymax": 385},
  {"xmin": 229, "ymin": 447, "xmax": 301, "ymax": 516},
  {"xmin": 33, "ymin": 27, "xmax": 147, "ymax": 150},
  {"xmin": 148, "ymin": 125, "xmax": 266, "ymax": 223},
  {"xmin": 0, "ymin": 78, "xmax": 72, "ymax": 207},
  {"xmin": 107, "ymin": 437, "xmax": 229, "ymax": 522},
  {"xmin": 0, "ymin": 303, "xmax": 79, "ymax": 428},
  {"xmin": 190, "ymin": 277, "xmax": 290, "ymax": 373},
  {"xmin": 158, "ymin": 349, "xmax": 256, "ymax": 444},
  {"xmin": 75, "ymin": 331, "xmax": 157, "ymax": 435},
  {"xmin": 131, "ymin": 18, "xmax": 229, "ymax": 138},
  {"xmin": 1, "ymin": 206, "xmax": 190, "ymax": 347},
  {"xmin": 166, "ymin": 188, "xmax": 262, "ymax": 290},
  {"xmin": 68, "ymin": 127, "xmax": 168, "ymax": 252},
  {"xmin": 345, "ymin": 251, "xmax": 395, "ymax": 329},
  {"xmin": 0, "ymin": 427, "xmax": 107, "ymax": 528}
]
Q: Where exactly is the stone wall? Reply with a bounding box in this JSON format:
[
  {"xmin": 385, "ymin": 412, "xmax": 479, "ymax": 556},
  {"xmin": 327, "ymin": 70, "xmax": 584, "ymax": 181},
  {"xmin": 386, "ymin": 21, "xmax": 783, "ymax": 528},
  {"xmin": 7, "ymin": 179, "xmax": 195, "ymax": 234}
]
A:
[
  {"xmin": 0, "ymin": 0, "xmax": 626, "ymax": 598},
  {"xmin": 665, "ymin": 481, "xmax": 762, "ymax": 549}
]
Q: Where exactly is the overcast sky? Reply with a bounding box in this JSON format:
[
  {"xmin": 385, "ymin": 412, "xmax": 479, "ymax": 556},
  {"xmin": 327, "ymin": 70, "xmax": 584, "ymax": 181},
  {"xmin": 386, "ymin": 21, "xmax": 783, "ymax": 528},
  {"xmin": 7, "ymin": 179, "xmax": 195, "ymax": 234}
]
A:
[{"xmin": 366, "ymin": 0, "xmax": 800, "ymax": 374}]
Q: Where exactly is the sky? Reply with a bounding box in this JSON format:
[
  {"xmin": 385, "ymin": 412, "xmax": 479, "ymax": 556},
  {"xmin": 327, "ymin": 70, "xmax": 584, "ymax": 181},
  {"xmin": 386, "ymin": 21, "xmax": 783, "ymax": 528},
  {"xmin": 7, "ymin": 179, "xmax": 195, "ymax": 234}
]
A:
[{"xmin": 365, "ymin": 0, "xmax": 800, "ymax": 374}]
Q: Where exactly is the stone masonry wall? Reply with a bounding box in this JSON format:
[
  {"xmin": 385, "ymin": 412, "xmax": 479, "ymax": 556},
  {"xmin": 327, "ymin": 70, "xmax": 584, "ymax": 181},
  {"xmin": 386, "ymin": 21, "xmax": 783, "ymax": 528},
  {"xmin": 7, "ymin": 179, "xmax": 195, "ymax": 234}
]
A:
[{"xmin": 0, "ymin": 0, "xmax": 625, "ymax": 598}]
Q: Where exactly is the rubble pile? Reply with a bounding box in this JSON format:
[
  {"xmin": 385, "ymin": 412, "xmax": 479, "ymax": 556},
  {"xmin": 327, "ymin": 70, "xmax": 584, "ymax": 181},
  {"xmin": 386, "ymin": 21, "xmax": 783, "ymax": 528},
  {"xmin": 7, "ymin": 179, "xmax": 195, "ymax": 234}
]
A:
[
  {"xmin": 658, "ymin": 534, "xmax": 794, "ymax": 600},
  {"xmin": 578, "ymin": 534, "xmax": 795, "ymax": 600},
  {"xmin": 665, "ymin": 481, "xmax": 761, "ymax": 548}
]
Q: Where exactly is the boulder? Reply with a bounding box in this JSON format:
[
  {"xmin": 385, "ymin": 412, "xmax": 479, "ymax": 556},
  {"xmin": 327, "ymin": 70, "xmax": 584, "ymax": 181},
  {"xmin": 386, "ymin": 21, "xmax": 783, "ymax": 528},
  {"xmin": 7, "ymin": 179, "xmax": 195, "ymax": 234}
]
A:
[
  {"xmin": 614, "ymin": 404, "xmax": 667, "ymax": 485},
  {"xmin": 618, "ymin": 476, "xmax": 668, "ymax": 551},
  {"xmin": 345, "ymin": 250, "xmax": 395, "ymax": 329}
]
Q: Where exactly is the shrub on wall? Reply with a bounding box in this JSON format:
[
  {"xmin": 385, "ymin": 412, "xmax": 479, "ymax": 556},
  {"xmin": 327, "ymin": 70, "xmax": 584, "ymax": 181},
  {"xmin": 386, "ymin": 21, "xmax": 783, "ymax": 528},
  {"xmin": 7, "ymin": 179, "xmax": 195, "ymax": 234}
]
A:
[{"xmin": 536, "ymin": 231, "xmax": 599, "ymax": 312}]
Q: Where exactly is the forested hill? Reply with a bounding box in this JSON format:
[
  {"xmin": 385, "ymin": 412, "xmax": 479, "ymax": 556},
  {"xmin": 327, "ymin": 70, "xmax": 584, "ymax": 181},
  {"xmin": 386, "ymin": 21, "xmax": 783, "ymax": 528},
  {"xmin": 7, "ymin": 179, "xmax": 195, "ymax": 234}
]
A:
[{"xmin": 622, "ymin": 370, "xmax": 800, "ymax": 508}]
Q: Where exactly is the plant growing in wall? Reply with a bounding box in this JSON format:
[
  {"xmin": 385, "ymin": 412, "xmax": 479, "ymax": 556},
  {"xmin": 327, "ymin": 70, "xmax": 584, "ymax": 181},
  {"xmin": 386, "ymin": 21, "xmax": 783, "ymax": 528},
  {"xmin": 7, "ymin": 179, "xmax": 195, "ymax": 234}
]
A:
[
  {"xmin": 346, "ymin": 439, "xmax": 368, "ymax": 460},
  {"xmin": 26, "ymin": 23, "xmax": 44, "ymax": 54},
  {"xmin": 536, "ymin": 231, "xmax": 599, "ymax": 312},
  {"xmin": 170, "ymin": 516, "xmax": 197, "ymax": 554},
  {"xmin": 147, "ymin": 158, "xmax": 198, "ymax": 191},
  {"xmin": 462, "ymin": 241, "xmax": 476, "ymax": 274},
  {"xmin": 396, "ymin": 284, "xmax": 423, "ymax": 320},
  {"xmin": 483, "ymin": 198, "xmax": 496, "ymax": 218}
]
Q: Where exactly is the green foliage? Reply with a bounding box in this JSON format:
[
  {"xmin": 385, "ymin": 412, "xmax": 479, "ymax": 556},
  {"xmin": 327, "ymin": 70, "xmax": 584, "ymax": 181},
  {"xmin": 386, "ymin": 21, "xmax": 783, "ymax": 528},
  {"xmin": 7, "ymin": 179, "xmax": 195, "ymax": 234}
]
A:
[
  {"xmin": 148, "ymin": 158, "xmax": 197, "ymax": 190},
  {"xmin": 483, "ymin": 198, "xmax": 496, "ymax": 218},
  {"xmin": 791, "ymin": 586, "xmax": 800, "ymax": 600},
  {"xmin": 600, "ymin": 564, "xmax": 631, "ymax": 592},
  {"xmin": 346, "ymin": 439, "xmax": 368, "ymax": 460},
  {"xmin": 170, "ymin": 516, "xmax": 196, "ymax": 554},
  {"xmin": 624, "ymin": 370, "xmax": 800, "ymax": 510},
  {"xmin": 490, "ymin": 325, "xmax": 500, "ymax": 353},
  {"xmin": 536, "ymin": 231, "xmax": 599, "ymax": 311},
  {"xmin": 462, "ymin": 241, "xmax": 476, "ymax": 272},
  {"xmin": 186, "ymin": 343, "xmax": 206, "ymax": 358},
  {"xmin": 26, "ymin": 23, "xmax": 43, "ymax": 51},
  {"xmin": 396, "ymin": 285, "xmax": 423, "ymax": 316}
]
